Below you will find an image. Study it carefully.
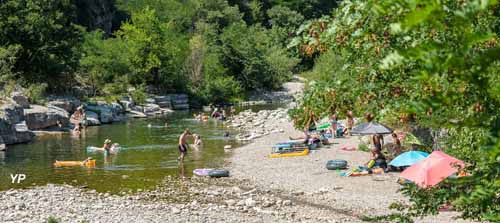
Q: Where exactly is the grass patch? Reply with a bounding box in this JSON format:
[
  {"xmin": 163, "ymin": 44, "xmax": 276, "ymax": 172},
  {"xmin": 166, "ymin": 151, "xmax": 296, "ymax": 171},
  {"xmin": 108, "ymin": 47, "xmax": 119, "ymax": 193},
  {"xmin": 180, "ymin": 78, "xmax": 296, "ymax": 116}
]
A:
[
  {"xmin": 360, "ymin": 213, "xmax": 413, "ymax": 223},
  {"xmin": 47, "ymin": 216, "xmax": 59, "ymax": 223}
]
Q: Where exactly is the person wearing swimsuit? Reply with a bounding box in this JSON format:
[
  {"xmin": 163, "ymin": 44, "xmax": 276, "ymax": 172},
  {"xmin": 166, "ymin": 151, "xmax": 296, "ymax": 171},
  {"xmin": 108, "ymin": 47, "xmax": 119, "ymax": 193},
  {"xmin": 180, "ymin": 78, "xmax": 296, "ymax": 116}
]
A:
[{"xmin": 178, "ymin": 129, "xmax": 192, "ymax": 161}]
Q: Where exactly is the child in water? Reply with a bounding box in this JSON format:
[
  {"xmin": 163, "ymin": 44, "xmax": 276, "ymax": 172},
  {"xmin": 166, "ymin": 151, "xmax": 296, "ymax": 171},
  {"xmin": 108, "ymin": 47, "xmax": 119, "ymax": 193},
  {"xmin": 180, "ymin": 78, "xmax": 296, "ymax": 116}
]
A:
[{"xmin": 194, "ymin": 134, "xmax": 203, "ymax": 146}]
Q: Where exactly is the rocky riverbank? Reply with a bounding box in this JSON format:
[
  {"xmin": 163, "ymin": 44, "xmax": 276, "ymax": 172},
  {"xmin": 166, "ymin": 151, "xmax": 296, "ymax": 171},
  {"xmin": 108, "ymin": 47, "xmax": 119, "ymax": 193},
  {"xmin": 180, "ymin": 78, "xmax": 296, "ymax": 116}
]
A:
[
  {"xmin": 230, "ymin": 108, "xmax": 288, "ymax": 141},
  {"xmin": 0, "ymin": 92, "xmax": 191, "ymax": 149}
]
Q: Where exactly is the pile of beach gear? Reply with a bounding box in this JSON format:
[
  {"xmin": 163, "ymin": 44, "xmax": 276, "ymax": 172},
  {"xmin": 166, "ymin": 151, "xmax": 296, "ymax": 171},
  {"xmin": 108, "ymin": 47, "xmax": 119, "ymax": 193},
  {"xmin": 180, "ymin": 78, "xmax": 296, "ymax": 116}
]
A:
[{"xmin": 269, "ymin": 140, "xmax": 310, "ymax": 158}]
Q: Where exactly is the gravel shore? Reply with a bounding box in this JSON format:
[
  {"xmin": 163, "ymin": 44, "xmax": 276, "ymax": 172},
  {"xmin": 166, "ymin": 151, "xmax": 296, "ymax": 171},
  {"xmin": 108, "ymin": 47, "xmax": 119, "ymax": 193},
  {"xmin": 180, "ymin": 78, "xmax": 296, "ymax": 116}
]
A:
[{"xmin": 227, "ymin": 76, "xmax": 473, "ymax": 223}]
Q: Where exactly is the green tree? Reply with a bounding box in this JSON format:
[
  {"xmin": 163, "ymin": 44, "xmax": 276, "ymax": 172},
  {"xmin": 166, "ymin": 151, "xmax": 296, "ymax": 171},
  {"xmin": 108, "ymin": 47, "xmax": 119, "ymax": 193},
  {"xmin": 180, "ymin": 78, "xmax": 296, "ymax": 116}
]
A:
[
  {"xmin": 0, "ymin": 45, "xmax": 20, "ymax": 84},
  {"xmin": 0, "ymin": 0, "xmax": 83, "ymax": 91},
  {"xmin": 270, "ymin": 0, "xmax": 337, "ymax": 19},
  {"xmin": 220, "ymin": 22, "xmax": 298, "ymax": 90},
  {"xmin": 117, "ymin": 7, "xmax": 189, "ymax": 91}
]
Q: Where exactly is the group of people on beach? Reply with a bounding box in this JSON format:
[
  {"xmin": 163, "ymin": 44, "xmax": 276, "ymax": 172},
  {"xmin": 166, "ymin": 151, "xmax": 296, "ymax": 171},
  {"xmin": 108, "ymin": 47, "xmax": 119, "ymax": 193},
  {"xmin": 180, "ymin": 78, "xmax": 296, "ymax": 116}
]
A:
[
  {"xmin": 290, "ymin": 110, "xmax": 355, "ymax": 147},
  {"xmin": 291, "ymin": 110, "xmax": 408, "ymax": 172}
]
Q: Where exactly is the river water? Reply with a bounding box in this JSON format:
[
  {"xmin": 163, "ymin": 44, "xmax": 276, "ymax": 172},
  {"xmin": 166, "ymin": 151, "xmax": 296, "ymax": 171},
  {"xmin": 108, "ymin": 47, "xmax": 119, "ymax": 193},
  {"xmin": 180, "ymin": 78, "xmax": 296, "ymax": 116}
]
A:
[{"xmin": 0, "ymin": 105, "xmax": 280, "ymax": 193}]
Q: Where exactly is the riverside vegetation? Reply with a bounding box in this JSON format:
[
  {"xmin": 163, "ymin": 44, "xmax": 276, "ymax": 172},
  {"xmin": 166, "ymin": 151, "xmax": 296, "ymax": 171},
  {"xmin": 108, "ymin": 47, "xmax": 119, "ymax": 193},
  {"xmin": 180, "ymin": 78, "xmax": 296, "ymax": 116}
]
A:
[
  {"xmin": 0, "ymin": 0, "xmax": 337, "ymax": 105},
  {"xmin": 1, "ymin": 0, "xmax": 499, "ymax": 222}
]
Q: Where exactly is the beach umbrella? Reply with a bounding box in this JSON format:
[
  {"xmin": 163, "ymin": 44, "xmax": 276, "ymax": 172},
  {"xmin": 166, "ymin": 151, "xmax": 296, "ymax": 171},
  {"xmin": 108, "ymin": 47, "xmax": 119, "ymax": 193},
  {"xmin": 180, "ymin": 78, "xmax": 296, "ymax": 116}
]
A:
[
  {"xmin": 389, "ymin": 151, "xmax": 429, "ymax": 167},
  {"xmin": 351, "ymin": 122, "xmax": 393, "ymax": 135},
  {"xmin": 400, "ymin": 151, "xmax": 465, "ymax": 188}
]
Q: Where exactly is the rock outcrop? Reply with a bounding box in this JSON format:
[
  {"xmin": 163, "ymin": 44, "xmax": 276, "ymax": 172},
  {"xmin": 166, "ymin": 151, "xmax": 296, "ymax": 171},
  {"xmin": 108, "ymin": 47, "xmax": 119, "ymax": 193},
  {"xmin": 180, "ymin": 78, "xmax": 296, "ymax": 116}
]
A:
[
  {"xmin": 85, "ymin": 102, "xmax": 125, "ymax": 124},
  {"xmin": 24, "ymin": 105, "xmax": 69, "ymax": 130},
  {"xmin": 0, "ymin": 100, "xmax": 34, "ymax": 145},
  {"xmin": 47, "ymin": 97, "xmax": 81, "ymax": 113},
  {"xmin": 84, "ymin": 111, "xmax": 101, "ymax": 126}
]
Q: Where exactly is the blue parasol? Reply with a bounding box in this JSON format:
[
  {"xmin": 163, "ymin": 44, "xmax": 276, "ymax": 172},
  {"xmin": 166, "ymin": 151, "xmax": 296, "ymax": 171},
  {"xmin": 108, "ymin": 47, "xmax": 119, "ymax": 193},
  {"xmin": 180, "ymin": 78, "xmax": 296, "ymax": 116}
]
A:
[{"xmin": 389, "ymin": 151, "xmax": 429, "ymax": 167}]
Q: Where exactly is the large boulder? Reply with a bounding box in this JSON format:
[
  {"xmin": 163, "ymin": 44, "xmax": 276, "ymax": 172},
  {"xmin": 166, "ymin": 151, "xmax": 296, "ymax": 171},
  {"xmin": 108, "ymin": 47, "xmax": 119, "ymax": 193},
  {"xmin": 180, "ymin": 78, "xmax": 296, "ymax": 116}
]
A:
[
  {"xmin": 0, "ymin": 101, "xmax": 24, "ymax": 124},
  {"xmin": 13, "ymin": 121, "xmax": 35, "ymax": 143},
  {"xmin": 155, "ymin": 95, "xmax": 172, "ymax": 108},
  {"xmin": 0, "ymin": 118, "xmax": 16, "ymax": 144},
  {"xmin": 0, "ymin": 119, "xmax": 34, "ymax": 145},
  {"xmin": 85, "ymin": 103, "xmax": 114, "ymax": 124},
  {"xmin": 84, "ymin": 111, "xmax": 101, "ymax": 126},
  {"xmin": 24, "ymin": 105, "xmax": 69, "ymax": 130},
  {"xmin": 170, "ymin": 94, "xmax": 189, "ymax": 110},
  {"xmin": 47, "ymin": 97, "xmax": 81, "ymax": 113},
  {"xmin": 144, "ymin": 103, "xmax": 161, "ymax": 115},
  {"xmin": 145, "ymin": 98, "xmax": 156, "ymax": 104}
]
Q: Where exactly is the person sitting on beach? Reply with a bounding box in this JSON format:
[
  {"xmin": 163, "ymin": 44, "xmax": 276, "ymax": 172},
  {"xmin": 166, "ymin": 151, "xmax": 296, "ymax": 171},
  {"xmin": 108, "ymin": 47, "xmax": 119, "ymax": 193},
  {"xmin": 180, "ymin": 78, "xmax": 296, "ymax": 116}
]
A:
[
  {"xmin": 178, "ymin": 129, "xmax": 192, "ymax": 161},
  {"xmin": 367, "ymin": 148, "xmax": 387, "ymax": 169},
  {"xmin": 391, "ymin": 133, "xmax": 402, "ymax": 155},
  {"xmin": 319, "ymin": 130, "xmax": 329, "ymax": 145},
  {"xmin": 224, "ymin": 128, "xmax": 230, "ymax": 139},
  {"xmin": 289, "ymin": 127, "xmax": 311, "ymax": 144}
]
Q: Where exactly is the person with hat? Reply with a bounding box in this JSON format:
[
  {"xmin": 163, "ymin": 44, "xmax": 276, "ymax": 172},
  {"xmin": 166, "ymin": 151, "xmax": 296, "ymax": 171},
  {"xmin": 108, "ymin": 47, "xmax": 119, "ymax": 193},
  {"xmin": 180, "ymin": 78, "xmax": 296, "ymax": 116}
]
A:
[{"xmin": 102, "ymin": 139, "xmax": 112, "ymax": 152}]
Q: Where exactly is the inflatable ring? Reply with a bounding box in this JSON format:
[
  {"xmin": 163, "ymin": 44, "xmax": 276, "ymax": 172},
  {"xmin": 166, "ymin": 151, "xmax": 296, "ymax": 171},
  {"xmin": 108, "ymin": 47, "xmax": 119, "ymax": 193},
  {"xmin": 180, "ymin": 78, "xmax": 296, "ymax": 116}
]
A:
[
  {"xmin": 208, "ymin": 169, "xmax": 230, "ymax": 178},
  {"xmin": 326, "ymin": 159, "xmax": 348, "ymax": 170}
]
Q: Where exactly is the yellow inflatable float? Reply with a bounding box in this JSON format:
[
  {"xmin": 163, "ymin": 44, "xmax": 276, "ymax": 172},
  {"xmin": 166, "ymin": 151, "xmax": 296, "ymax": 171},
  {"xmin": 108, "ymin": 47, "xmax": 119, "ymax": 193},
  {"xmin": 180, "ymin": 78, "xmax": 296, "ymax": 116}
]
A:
[
  {"xmin": 269, "ymin": 148, "xmax": 309, "ymax": 158},
  {"xmin": 53, "ymin": 158, "xmax": 96, "ymax": 168}
]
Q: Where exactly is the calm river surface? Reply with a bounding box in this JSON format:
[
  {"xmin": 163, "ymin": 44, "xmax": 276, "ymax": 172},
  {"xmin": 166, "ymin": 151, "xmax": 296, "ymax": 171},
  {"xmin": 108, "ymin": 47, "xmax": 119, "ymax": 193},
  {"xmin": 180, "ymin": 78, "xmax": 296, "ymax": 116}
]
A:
[{"xmin": 0, "ymin": 105, "xmax": 280, "ymax": 193}]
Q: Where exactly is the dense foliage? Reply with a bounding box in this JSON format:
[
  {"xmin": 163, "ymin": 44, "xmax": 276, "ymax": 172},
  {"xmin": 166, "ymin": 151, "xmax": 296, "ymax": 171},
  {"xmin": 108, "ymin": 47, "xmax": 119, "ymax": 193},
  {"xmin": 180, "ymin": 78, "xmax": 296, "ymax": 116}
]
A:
[
  {"xmin": 0, "ymin": 0, "xmax": 333, "ymax": 104},
  {"xmin": 0, "ymin": 0, "xmax": 83, "ymax": 92},
  {"xmin": 290, "ymin": 0, "xmax": 499, "ymax": 221}
]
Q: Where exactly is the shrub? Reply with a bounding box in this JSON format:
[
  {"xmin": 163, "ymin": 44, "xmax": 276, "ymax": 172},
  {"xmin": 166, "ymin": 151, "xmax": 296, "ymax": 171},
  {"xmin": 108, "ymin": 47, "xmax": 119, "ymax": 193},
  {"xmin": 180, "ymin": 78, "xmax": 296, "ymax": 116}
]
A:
[
  {"xmin": 130, "ymin": 85, "xmax": 147, "ymax": 105},
  {"xmin": 25, "ymin": 83, "xmax": 47, "ymax": 104}
]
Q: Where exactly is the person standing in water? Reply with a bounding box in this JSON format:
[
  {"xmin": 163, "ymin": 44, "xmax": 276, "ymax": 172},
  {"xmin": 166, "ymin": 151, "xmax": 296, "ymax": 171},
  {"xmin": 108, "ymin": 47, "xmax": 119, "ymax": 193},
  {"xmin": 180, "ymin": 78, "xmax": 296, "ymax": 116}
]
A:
[{"xmin": 178, "ymin": 129, "xmax": 192, "ymax": 161}]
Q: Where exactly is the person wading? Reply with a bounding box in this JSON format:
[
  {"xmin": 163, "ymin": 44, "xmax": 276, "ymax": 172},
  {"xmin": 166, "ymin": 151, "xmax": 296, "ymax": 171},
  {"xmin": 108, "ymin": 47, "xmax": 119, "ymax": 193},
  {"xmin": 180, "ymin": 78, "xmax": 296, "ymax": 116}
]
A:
[{"xmin": 178, "ymin": 129, "xmax": 192, "ymax": 162}]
